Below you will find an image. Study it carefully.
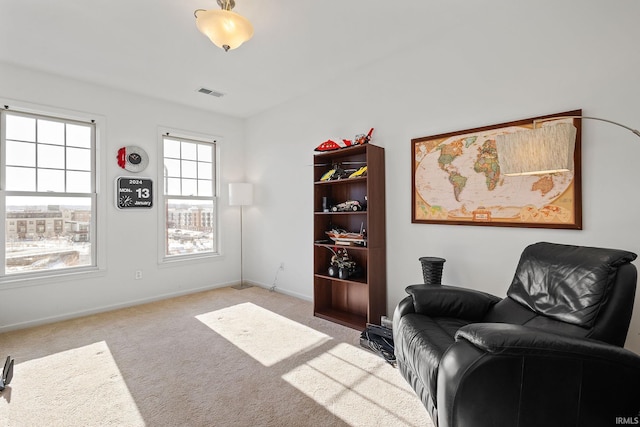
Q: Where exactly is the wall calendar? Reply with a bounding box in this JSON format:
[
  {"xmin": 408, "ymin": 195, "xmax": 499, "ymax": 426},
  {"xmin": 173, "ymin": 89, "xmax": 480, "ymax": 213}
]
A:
[{"xmin": 116, "ymin": 177, "xmax": 153, "ymax": 209}]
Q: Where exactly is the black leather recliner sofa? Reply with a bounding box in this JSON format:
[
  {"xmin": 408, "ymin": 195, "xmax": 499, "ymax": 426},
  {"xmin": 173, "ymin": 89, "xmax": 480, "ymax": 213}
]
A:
[{"xmin": 393, "ymin": 242, "xmax": 640, "ymax": 427}]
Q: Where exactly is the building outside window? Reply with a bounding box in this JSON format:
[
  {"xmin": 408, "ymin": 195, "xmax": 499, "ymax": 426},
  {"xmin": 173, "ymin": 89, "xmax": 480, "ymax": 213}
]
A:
[
  {"xmin": 162, "ymin": 134, "xmax": 217, "ymax": 258},
  {"xmin": 0, "ymin": 109, "xmax": 96, "ymax": 277}
]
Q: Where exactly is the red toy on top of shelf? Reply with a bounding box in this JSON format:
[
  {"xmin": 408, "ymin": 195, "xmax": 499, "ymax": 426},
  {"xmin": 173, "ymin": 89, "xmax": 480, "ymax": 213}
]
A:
[{"xmin": 314, "ymin": 128, "xmax": 374, "ymax": 152}]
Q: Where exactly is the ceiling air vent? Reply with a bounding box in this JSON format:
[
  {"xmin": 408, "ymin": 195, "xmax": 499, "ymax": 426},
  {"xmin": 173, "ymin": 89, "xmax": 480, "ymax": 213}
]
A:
[{"xmin": 197, "ymin": 87, "xmax": 225, "ymax": 98}]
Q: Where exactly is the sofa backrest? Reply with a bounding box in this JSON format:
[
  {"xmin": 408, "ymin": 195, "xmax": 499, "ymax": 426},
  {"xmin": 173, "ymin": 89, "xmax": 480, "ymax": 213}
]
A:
[{"xmin": 484, "ymin": 242, "xmax": 637, "ymax": 346}]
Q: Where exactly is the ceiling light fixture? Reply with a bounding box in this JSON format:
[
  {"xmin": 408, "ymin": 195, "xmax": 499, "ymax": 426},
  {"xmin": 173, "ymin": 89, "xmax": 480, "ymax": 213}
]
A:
[{"xmin": 194, "ymin": 0, "xmax": 254, "ymax": 52}]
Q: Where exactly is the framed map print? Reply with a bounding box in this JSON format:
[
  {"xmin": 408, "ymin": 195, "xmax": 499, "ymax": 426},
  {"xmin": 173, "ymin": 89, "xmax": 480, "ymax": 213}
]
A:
[{"xmin": 411, "ymin": 110, "xmax": 582, "ymax": 229}]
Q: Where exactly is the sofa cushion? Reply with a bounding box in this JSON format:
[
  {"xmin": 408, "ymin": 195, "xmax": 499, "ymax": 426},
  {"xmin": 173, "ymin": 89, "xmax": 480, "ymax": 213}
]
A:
[
  {"xmin": 507, "ymin": 242, "xmax": 637, "ymax": 328},
  {"xmin": 483, "ymin": 297, "xmax": 593, "ymax": 339}
]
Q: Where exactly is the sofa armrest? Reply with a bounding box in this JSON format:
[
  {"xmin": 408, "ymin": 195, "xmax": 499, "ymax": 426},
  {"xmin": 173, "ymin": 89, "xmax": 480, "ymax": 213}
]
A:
[
  {"xmin": 404, "ymin": 284, "xmax": 501, "ymax": 321},
  {"xmin": 436, "ymin": 323, "xmax": 640, "ymax": 427},
  {"xmin": 392, "ymin": 295, "xmax": 415, "ymax": 333},
  {"xmin": 455, "ymin": 323, "xmax": 640, "ymax": 367}
]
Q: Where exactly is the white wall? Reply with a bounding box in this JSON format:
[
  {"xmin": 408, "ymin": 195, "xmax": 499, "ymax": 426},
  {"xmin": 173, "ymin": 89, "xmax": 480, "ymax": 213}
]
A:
[
  {"xmin": 243, "ymin": 3, "xmax": 640, "ymax": 352},
  {"xmin": 2, "ymin": 2, "xmax": 640, "ymax": 353},
  {"xmin": 0, "ymin": 63, "xmax": 246, "ymax": 330}
]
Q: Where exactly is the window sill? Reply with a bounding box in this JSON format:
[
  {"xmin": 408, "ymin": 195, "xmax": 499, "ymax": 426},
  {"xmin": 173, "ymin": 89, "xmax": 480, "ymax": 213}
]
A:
[
  {"xmin": 159, "ymin": 252, "xmax": 225, "ymax": 268},
  {"xmin": 0, "ymin": 266, "xmax": 107, "ymax": 290}
]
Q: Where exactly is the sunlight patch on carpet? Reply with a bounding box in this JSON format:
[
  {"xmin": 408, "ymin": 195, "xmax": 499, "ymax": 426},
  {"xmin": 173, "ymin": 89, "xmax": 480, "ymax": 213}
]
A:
[
  {"xmin": 0, "ymin": 341, "xmax": 144, "ymax": 426},
  {"xmin": 282, "ymin": 342, "xmax": 429, "ymax": 427},
  {"xmin": 196, "ymin": 302, "xmax": 332, "ymax": 367}
]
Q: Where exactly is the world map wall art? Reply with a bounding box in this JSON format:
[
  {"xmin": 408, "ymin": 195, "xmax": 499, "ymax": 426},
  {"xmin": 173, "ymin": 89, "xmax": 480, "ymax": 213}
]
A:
[{"xmin": 411, "ymin": 110, "xmax": 582, "ymax": 229}]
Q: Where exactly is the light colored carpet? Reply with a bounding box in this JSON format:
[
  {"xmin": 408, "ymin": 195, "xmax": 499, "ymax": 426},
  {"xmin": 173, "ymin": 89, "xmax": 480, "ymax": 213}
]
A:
[{"xmin": 0, "ymin": 286, "xmax": 431, "ymax": 426}]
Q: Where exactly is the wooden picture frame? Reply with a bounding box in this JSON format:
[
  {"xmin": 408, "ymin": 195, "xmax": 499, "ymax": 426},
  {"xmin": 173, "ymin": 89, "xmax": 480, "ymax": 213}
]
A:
[{"xmin": 411, "ymin": 110, "xmax": 582, "ymax": 229}]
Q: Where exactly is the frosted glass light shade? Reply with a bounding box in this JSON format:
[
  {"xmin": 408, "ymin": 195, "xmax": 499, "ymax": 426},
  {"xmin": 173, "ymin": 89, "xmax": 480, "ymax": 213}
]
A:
[
  {"xmin": 495, "ymin": 123, "xmax": 577, "ymax": 176},
  {"xmin": 195, "ymin": 9, "xmax": 254, "ymax": 51},
  {"xmin": 229, "ymin": 183, "xmax": 253, "ymax": 206}
]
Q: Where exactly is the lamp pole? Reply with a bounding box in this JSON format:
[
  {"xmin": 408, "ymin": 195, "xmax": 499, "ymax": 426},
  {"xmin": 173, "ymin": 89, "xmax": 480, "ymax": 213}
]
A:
[{"xmin": 229, "ymin": 183, "xmax": 254, "ymax": 290}]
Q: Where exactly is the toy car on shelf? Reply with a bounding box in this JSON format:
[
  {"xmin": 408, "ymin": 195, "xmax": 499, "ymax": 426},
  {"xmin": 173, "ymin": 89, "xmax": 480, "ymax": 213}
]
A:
[
  {"xmin": 331, "ymin": 200, "xmax": 364, "ymax": 212},
  {"xmin": 327, "ymin": 248, "xmax": 362, "ymax": 280}
]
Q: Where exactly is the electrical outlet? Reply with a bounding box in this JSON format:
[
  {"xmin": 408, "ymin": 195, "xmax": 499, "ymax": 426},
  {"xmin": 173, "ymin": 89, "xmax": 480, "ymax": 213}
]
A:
[
  {"xmin": 279, "ymin": 262, "xmax": 285, "ymax": 270},
  {"xmin": 135, "ymin": 270, "xmax": 143, "ymax": 280}
]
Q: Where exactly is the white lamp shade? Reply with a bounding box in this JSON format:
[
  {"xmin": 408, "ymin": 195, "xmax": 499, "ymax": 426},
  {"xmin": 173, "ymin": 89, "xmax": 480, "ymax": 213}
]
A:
[
  {"xmin": 229, "ymin": 183, "xmax": 253, "ymax": 206},
  {"xmin": 195, "ymin": 9, "xmax": 254, "ymax": 51},
  {"xmin": 495, "ymin": 123, "xmax": 577, "ymax": 176}
]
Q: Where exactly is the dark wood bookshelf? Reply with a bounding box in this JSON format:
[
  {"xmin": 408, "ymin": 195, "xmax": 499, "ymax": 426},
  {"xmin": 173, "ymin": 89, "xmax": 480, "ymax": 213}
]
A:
[{"xmin": 312, "ymin": 144, "xmax": 386, "ymax": 330}]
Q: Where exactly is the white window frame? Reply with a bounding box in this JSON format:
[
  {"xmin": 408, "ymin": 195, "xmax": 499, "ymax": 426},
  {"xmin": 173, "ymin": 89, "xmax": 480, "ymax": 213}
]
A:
[
  {"xmin": 0, "ymin": 105, "xmax": 104, "ymax": 283},
  {"xmin": 157, "ymin": 128, "xmax": 220, "ymax": 264}
]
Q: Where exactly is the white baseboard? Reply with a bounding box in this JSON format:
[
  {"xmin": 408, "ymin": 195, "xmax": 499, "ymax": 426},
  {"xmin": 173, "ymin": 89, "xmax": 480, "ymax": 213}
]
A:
[
  {"xmin": 0, "ymin": 281, "xmax": 235, "ymax": 334},
  {"xmin": 244, "ymin": 279, "xmax": 312, "ymax": 302},
  {"xmin": 1, "ymin": 279, "xmax": 314, "ymax": 334}
]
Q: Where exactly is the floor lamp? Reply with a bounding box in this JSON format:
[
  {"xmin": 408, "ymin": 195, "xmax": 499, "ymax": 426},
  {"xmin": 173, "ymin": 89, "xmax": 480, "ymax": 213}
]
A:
[
  {"xmin": 229, "ymin": 183, "xmax": 253, "ymax": 290},
  {"xmin": 495, "ymin": 115, "xmax": 640, "ymax": 175}
]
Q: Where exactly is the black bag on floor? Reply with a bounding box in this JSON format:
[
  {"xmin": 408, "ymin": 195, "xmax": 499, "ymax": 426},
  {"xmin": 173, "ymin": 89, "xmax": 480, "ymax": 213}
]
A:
[{"xmin": 360, "ymin": 324, "xmax": 395, "ymax": 365}]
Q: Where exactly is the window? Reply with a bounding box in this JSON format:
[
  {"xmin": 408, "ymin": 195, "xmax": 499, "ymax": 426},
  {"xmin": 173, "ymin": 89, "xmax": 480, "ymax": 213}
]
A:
[
  {"xmin": 0, "ymin": 109, "xmax": 96, "ymax": 277},
  {"xmin": 162, "ymin": 134, "xmax": 216, "ymax": 258}
]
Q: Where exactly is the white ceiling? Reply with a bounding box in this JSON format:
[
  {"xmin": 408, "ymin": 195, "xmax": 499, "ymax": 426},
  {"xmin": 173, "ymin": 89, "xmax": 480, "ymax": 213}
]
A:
[{"xmin": 0, "ymin": 0, "xmax": 479, "ymax": 118}]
